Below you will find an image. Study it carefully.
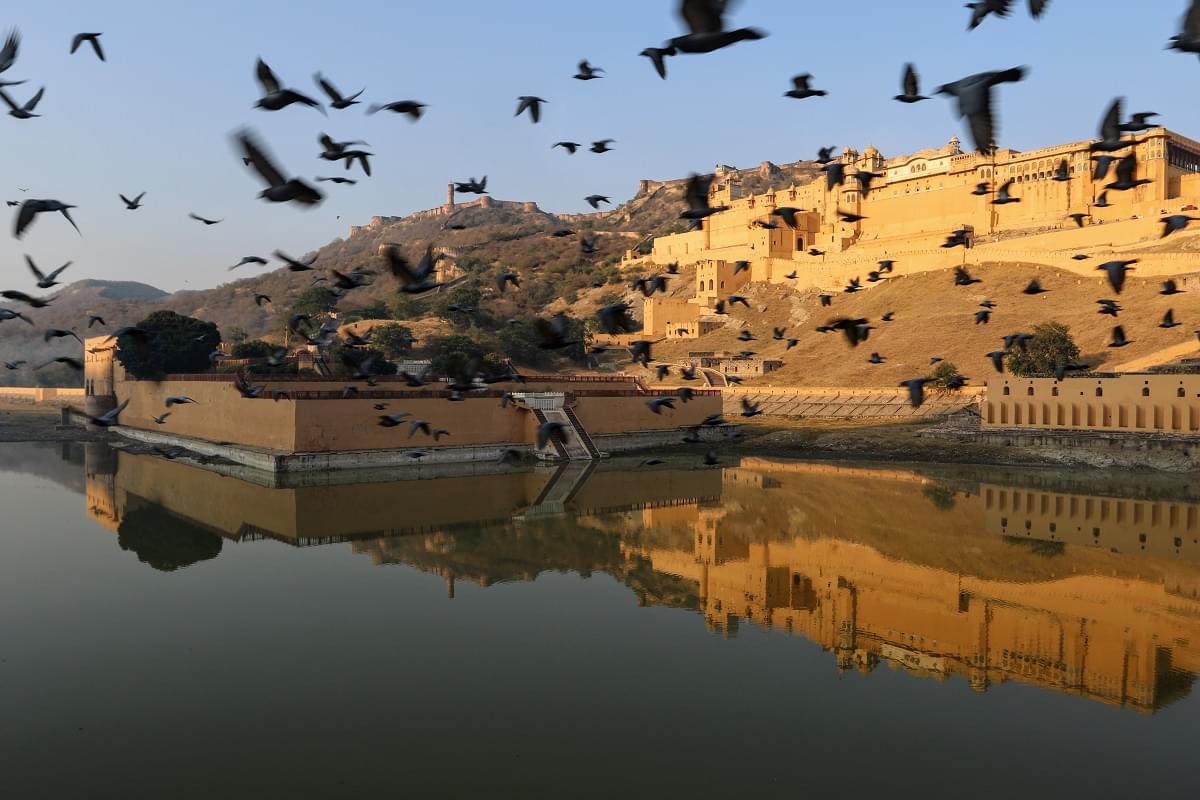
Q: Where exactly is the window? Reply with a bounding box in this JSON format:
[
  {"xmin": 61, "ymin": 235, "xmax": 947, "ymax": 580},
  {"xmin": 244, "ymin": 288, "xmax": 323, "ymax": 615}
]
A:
[
  {"xmin": 1096, "ymin": 388, "xmax": 1104, "ymax": 397},
  {"xmin": 1027, "ymin": 386, "xmax": 1035, "ymax": 396},
  {"xmin": 1143, "ymin": 387, "xmax": 1151, "ymax": 397},
  {"xmin": 1003, "ymin": 386, "xmax": 1010, "ymax": 396},
  {"xmin": 1179, "ymin": 388, "xmax": 1187, "ymax": 398}
]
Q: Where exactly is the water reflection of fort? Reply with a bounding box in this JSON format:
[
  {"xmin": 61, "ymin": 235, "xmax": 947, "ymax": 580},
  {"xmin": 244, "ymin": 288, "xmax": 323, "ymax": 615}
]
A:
[{"xmin": 82, "ymin": 446, "xmax": 1200, "ymax": 712}]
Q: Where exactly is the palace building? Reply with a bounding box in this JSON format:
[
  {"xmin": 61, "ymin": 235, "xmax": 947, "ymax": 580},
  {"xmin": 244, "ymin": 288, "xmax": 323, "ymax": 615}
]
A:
[{"xmin": 637, "ymin": 128, "xmax": 1200, "ymax": 339}]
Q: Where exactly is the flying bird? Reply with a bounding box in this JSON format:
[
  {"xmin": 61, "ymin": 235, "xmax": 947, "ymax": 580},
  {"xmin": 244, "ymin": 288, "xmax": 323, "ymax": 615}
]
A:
[
  {"xmin": 1108, "ymin": 325, "xmax": 1131, "ymax": 348},
  {"xmin": 0, "ymin": 29, "xmax": 22, "ymax": 87},
  {"xmin": 14, "ymin": 199, "xmax": 78, "ymax": 238},
  {"xmin": 254, "ymin": 58, "xmax": 324, "ymax": 113},
  {"xmin": 1161, "ymin": 214, "xmax": 1200, "ymax": 238},
  {"xmin": 0, "ymin": 86, "xmax": 43, "ymax": 118},
  {"xmin": 316, "ymin": 176, "xmax": 356, "ymax": 185},
  {"xmin": 515, "ymin": 96, "xmax": 546, "ymax": 123},
  {"xmin": 43, "ymin": 328, "xmax": 81, "ymax": 344},
  {"xmin": 574, "ymin": 60, "xmax": 604, "ymax": 80},
  {"xmin": 894, "ymin": 63, "xmax": 927, "ymax": 103},
  {"xmin": 784, "ymin": 74, "xmax": 826, "ymax": 100},
  {"xmin": 936, "ymin": 66, "xmax": 1027, "ymax": 153},
  {"xmin": 668, "ymin": 0, "xmax": 767, "ymax": 54},
  {"xmin": 585, "ymin": 195, "xmax": 611, "ymax": 209},
  {"xmin": 235, "ymin": 128, "xmax": 323, "ymax": 207},
  {"xmin": 900, "ymin": 378, "xmax": 930, "ymax": 409},
  {"xmin": 1105, "ymin": 153, "xmax": 1152, "ymax": 191},
  {"xmin": 590, "ymin": 139, "xmax": 615, "ymax": 153},
  {"xmin": 314, "ymin": 72, "xmax": 364, "ymax": 109},
  {"xmin": 87, "ymin": 315, "xmax": 105, "ymax": 328},
  {"xmin": 1161, "ymin": 309, "xmax": 1181, "ymax": 329},
  {"xmin": 553, "ymin": 141, "xmax": 581, "ymax": 154},
  {"xmin": 70, "ymin": 33, "xmax": 104, "ymax": 61},
  {"xmin": 640, "ymin": 46, "xmax": 675, "ymax": 79},
  {"xmin": 229, "ymin": 256, "xmax": 267, "ymax": 270},
  {"xmin": 26, "ymin": 256, "xmax": 71, "ymax": 289},
  {"xmin": 1161, "ymin": 279, "xmax": 1185, "ymax": 296},
  {"xmin": 1096, "ymin": 260, "xmax": 1137, "ymax": 294},
  {"xmin": 366, "ymin": 100, "xmax": 426, "ymax": 120},
  {"xmin": 119, "ymin": 192, "xmax": 145, "ymax": 210},
  {"xmin": 189, "ymin": 212, "xmax": 221, "ymax": 225},
  {"xmin": 993, "ymin": 179, "xmax": 1020, "ymax": 204}
]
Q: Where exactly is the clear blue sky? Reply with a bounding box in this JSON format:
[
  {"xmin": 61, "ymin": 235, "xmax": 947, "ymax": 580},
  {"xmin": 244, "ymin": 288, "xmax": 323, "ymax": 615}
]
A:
[{"xmin": 0, "ymin": 0, "xmax": 1194, "ymax": 291}]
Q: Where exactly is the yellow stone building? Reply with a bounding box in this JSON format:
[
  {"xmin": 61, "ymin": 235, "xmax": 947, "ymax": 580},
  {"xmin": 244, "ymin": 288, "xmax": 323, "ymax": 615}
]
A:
[{"xmin": 637, "ymin": 128, "xmax": 1200, "ymax": 338}]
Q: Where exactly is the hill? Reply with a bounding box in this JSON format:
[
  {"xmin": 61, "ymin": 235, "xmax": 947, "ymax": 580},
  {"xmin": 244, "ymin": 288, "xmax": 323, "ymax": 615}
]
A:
[{"xmin": 644, "ymin": 262, "xmax": 1200, "ymax": 388}]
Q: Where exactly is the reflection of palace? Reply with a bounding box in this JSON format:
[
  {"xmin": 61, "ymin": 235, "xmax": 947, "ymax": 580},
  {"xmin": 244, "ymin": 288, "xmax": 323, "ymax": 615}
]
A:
[
  {"xmin": 625, "ymin": 461, "xmax": 1200, "ymax": 713},
  {"xmin": 81, "ymin": 446, "xmax": 1200, "ymax": 711}
]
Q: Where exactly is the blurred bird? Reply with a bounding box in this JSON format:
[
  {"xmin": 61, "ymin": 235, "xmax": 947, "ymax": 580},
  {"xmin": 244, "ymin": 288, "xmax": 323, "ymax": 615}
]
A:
[
  {"xmin": 26, "ymin": 255, "xmax": 71, "ymax": 288},
  {"xmin": 784, "ymin": 74, "xmax": 826, "ymax": 100},
  {"xmin": 235, "ymin": 128, "xmax": 323, "ymax": 206},
  {"xmin": 14, "ymin": 199, "xmax": 78, "ymax": 238},
  {"xmin": 119, "ymin": 192, "xmax": 145, "ymax": 210},
  {"xmin": 894, "ymin": 63, "xmax": 928, "ymax": 103},
  {"xmin": 591, "ymin": 139, "xmax": 615, "ymax": 153},
  {"xmin": 585, "ymin": 194, "xmax": 611, "ymax": 209},
  {"xmin": 1108, "ymin": 326, "xmax": 1131, "ymax": 348},
  {"xmin": 1161, "ymin": 309, "xmax": 1181, "ymax": 329},
  {"xmin": 667, "ymin": 0, "xmax": 767, "ymax": 54},
  {"xmin": 1023, "ymin": 279, "xmax": 1048, "ymax": 295},
  {"xmin": 553, "ymin": 141, "xmax": 581, "ymax": 154},
  {"xmin": 1097, "ymin": 260, "xmax": 1137, "ymax": 294},
  {"xmin": 640, "ymin": 46, "xmax": 675, "ymax": 79},
  {"xmin": 574, "ymin": 60, "xmax": 604, "ymax": 80},
  {"xmin": 366, "ymin": 100, "xmax": 426, "ymax": 120},
  {"xmin": 936, "ymin": 66, "xmax": 1027, "ymax": 152},
  {"xmin": 314, "ymin": 72, "xmax": 364, "ymax": 109},
  {"xmin": 1161, "ymin": 279, "xmax": 1185, "ymax": 296},
  {"xmin": 993, "ymin": 179, "xmax": 1020, "ymax": 204},
  {"xmin": 1, "ymin": 85, "xmax": 44, "ymax": 119},
  {"xmin": 515, "ymin": 96, "xmax": 546, "ymax": 123},
  {"xmin": 1161, "ymin": 214, "xmax": 1199, "ymax": 238},
  {"xmin": 254, "ymin": 58, "xmax": 324, "ymax": 113},
  {"xmin": 900, "ymin": 378, "xmax": 930, "ymax": 408},
  {"xmin": 70, "ymin": 33, "xmax": 105, "ymax": 61},
  {"xmin": 188, "ymin": 212, "xmax": 221, "ymax": 225}
]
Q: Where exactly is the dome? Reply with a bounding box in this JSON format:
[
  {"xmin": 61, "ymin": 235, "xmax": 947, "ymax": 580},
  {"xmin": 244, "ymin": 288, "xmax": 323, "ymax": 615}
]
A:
[{"xmin": 863, "ymin": 144, "xmax": 881, "ymax": 159}]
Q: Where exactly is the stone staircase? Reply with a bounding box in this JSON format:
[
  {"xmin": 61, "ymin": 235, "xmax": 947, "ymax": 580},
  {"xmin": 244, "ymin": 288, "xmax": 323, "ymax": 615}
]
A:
[
  {"xmin": 516, "ymin": 392, "xmax": 604, "ymax": 461},
  {"xmin": 562, "ymin": 406, "xmax": 602, "ymax": 458}
]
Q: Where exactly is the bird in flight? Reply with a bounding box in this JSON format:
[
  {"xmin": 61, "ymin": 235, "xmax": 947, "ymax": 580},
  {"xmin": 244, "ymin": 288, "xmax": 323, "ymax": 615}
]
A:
[
  {"xmin": 313, "ymin": 72, "xmax": 363, "ymax": 109},
  {"xmin": 119, "ymin": 192, "xmax": 145, "ymax": 210},
  {"xmin": 254, "ymin": 57, "xmax": 324, "ymax": 114},
  {"xmin": 14, "ymin": 198, "xmax": 78, "ymax": 238},
  {"xmin": 235, "ymin": 128, "xmax": 323, "ymax": 207},
  {"xmin": 894, "ymin": 64, "xmax": 928, "ymax": 103},
  {"xmin": 188, "ymin": 212, "xmax": 221, "ymax": 225},
  {"xmin": 26, "ymin": 255, "xmax": 71, "ymax": 288},
  {"xmin": 515, "ymin": 96, "xmax": 546, "ymax": 123},
  {"xmin": 70, "ymin": 32, "xmax": 105, "ymax": 61}
]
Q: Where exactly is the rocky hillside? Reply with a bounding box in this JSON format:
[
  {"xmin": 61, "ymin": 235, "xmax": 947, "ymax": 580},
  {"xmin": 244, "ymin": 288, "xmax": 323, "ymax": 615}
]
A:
[{"xmin": 0, "ymin": 156, "xmax": 849, "ymax": 385}]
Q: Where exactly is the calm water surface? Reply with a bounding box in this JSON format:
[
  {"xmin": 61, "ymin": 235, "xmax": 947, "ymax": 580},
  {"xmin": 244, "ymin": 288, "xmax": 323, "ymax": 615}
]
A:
[{"xmin": 2, "ymin": 441, "xmax": 1199, "ymax": 798}]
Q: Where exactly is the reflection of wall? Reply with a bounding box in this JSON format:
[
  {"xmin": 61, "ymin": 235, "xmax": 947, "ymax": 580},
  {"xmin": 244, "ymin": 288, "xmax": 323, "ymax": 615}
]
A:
[
  {"xmin": 627, "ymin": 463, "xmax": 1200, "ymax": 713},
  {"xmin": 982, "ymin": 483, "xmax": 1200, "ymax": 568}
]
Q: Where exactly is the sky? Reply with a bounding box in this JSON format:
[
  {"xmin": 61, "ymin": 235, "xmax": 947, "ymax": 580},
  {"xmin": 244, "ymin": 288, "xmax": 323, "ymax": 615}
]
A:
[{"xmin": 0, "ymin": 0, "xmax": 1196, "ymax": 292}]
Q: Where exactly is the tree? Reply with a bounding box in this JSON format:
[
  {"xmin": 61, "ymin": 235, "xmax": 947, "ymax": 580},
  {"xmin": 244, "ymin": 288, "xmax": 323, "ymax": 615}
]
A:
[
  {"xmin": 115, "ymin": 310, "xmax": 221, "ymax": 379},
  {"xmin": 1006, "ymin": 322, "xmax": 1080, "ymax": 377},
  {"xmin": 232, "ymin": 339, "xmax": 274, "ymax": 358},
  {"xmin": 428, "ymin": 334, "xmax": 488, "ymax": 379},
  {"xmin": 433, "ymin": 285, "xmax": 483, "ymax": 327},
  {"xmin": 372, "ymin": 323, "xmax": 416, "ymax": 359},
  {"xmin": 330, "ymin": 343, "xmax": 396, "ymax": 377},
  {"xmin": 289, "ymin": 287, "xmax": 339, "ymax": 318},
  {"xmin": 927, "ymin": 361, "xmax": 962, "ymax": 388},
  {"xmin": 391, "ymin": 294, "xmax": 429, "ymax": 321},
  {"xmin": 341, "ymin": 302, "xmax": 390, "ymax": 323}
]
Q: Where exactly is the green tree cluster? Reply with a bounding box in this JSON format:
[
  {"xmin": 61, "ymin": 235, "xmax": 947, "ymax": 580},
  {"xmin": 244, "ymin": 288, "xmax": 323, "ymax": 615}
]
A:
[
  {"xmin": 116, "ymin": 310, "xmax": 221, "ymax": 379},
  {"xmin": 1005, "ymin": 322, "xmax": 1080, "ymax": 377}
]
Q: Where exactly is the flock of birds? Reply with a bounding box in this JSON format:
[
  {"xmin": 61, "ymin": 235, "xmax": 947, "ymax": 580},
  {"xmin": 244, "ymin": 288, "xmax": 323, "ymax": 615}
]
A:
[{"xmin": 5, "ymin": 0, "xmax": 1200, "ymax": 462}]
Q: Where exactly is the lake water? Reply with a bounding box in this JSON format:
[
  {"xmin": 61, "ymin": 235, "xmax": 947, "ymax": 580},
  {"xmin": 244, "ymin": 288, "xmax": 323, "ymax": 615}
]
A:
[{"xmin": 2, "ymin": 441, "xmax": 1198, "ymax": 798}]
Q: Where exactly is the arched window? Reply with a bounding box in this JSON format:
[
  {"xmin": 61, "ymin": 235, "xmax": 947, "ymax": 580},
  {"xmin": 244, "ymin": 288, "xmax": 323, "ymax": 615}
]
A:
[{"xmin": 1096, "ymin": 387, "xmax": 1104, "ymax": 398}]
